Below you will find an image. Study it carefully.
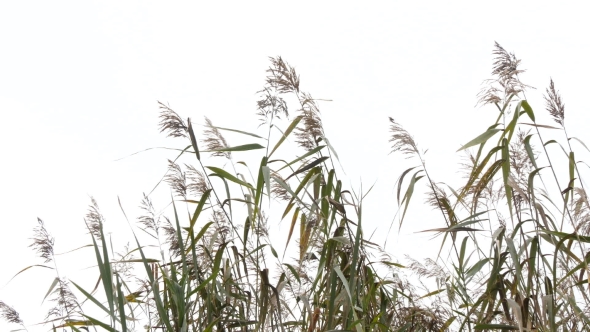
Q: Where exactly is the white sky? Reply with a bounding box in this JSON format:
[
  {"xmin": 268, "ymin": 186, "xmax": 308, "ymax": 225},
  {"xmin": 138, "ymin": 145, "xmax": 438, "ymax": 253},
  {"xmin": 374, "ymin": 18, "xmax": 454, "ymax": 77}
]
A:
[{"xmin": 1, "ymin": 1, "xmax": 590, "ymax": 330}]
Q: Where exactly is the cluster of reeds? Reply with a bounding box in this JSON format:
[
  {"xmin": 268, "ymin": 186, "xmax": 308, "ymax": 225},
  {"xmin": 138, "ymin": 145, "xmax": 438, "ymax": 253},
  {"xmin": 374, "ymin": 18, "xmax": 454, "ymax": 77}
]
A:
[
  {"xmin": 390, "ymin": 42, "xmax": 590, "ymax": 331},
  {"xmin": 2, "ymin": 44, "xmax": 590, "ymax": 331}
]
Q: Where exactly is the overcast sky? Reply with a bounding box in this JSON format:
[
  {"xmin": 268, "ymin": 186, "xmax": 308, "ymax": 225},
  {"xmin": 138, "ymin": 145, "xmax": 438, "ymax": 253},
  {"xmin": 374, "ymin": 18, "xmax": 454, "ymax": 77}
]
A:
[{"xmin": 2, "ymin": 1, "xmax": 590, "ymax": 330}]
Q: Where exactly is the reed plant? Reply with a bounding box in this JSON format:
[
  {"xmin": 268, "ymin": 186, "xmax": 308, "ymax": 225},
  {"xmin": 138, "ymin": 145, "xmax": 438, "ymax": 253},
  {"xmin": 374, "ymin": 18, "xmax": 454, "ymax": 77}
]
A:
[{"xmin": 2, "ymin": 43, "xmax": 590, "ymax": 331}]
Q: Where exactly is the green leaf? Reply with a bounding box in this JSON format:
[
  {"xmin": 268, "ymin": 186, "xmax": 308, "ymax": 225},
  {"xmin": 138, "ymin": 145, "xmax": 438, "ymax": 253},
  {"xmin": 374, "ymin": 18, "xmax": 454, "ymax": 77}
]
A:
[
  {"xmin": 465, "ymin": 258, "xmax": 490, "ymax": 280},
  {"xmin": 458, "ymin": 146, "xmax": 502, "ymax": 203},
  {"xmin": 212, "ymin": 125, "xmax": 265, "ymax": 138},
  {"xmin": 521, "ymin": 123, "xmax": 561, "ymax": 130},
  {"xmin": 527, "ymin": 236, "xmax": 538, "ymax": 296},
  {"xmin": 524, "ymin": 134, "xmax": 538, "ymax": 169},
  {"xmin": 440, "ymin": 316, "xmax": 456, "ymax": 332},
  {"xmin": 334, "ymin": 266, "xmax": 364, "ymax": 332},
  {"xmin": 501, "ymin": 139, "xmax": 513, "ymax": 219},
  {"xmin": 474, "ymin": 323, "xmax": 519, "ymax": 330},
  {"xmin": 269, "ymin": 116, "xmax": 302, "ymax": 157},
  {"xmin": 569, "ymin": 151, "xmax": 576, "ymax": 186},
  {"xmin": 380, "ymin": 261, "xmax": 406, "ymax": 268},
  {"xmin": 457, "ymin": 127, "xmax": 503, "ymax": 151},
  {"xmin": 133, "ymin": 234, "xmax": 173, "ymax": 332},
  {"xmin": 396, "ymin": 166, "xmax": 420, "ymax": 203},
  {"xmin": 274, "ymin": 145, "xmax": 326, "ymax": 172},
  {"xmin": 399, "ymin": 170, "xmax": 424, "ymax": 228},
  {"xmin": 544, "ymin": 139, "xmax": 558, "ymax": 146},
  {"xmin": 189, "ymin": 189, "xmax": 212, "ymax": 231},
  {"xmin": 283, "ymin": 207, "xmax": 299, "ymax": 259},
  {"xmin": 187, "ymin": 118, "xmax": 201, "ymax": 160},
  {"xmin": 262, "ymin": 165, "xmax": 271, "ymax": 204},
  {"xmin": 459, "ymin": 236, "xmax": 468, "ymax": 271},
  {"xmin": 206, "ymin": 143, "xmax": 265, "ymax": 153},
  {"xmin": 329, "ymin": 236, "xmax": 352, "ymax": 246},
  {"xmin": 418, "ymin": 288, "xmax": 444, "ymax": 300},
  {"xmin": 505, "ymin": 237, "xmax": 522, "ymax": 285},
  {"xmin": 521, "ymin": 100, "xmax": 535, "ymax": 122},
  {"xmin": 285, "ymin": 157, "xmax": 329, "ymax": 181},
  {"xmin": 115, "ymin": 276, "xmax": 127, "ymax": 332},
  {"xmin": 570, "ymin": 137, "xmax": 590, "ymax": 152},
  {"xmin": 81, "ymin": 314, "xmax": 117, "ymax": 332},
  {"xmin": 283, "ymin": 263, "xmax": 301, "ymax": 284},
  {"xmin": 206, "ymin": 166, "xmax": 254, "ymax": 190},
  {"xmin": 503, "ymin": 102, "xmax": 522, "ymax": 143},
  {"xmin": 42, "ymin": 277, "xmax": 59, "ymax": 304},
  {"xmin": 270, "ymin": 245, "xmax": 278, "ymax": 258},
  {"xmin": 71, "ymin": 280, "xmax": 114, "ymax": 318},
  {"xmin": 322, "ymin": 136, "xmax": 340, "ymax": 161},
  {"xmin": 194, "ymin": 221, "xmax": 214, "ymax": 244}
]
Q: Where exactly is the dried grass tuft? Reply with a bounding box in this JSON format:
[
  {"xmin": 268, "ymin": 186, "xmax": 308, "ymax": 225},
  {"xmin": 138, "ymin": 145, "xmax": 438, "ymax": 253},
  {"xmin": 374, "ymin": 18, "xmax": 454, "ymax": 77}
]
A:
[
  {"xmin": 256, "ymin": 87, "xmax": 289, "ymax": 125},
  {"xmin": 295, "ymin": 92, "xmax": 324, "ymax": 151},
  {"xmin": 477, "ymin": 42, "xmax": 531, "ymax": 106},
  {"xmin": 158, "ymin": 101, "xmax": 187, "ymax": 138},
  {"xmin": 85, "ymin": 197, "xmax": 105, "ymax": 241},
  {"xmin": 138, "ymin": 193, "xmax": 159, "ymax": 235},
  {"xmin": 45, "ymin": 278, "xmax": 80, "ymax": 321},
  {"xmin": 544, "ymin": 78, "xmax": 565, "ymax": 126},
  {"xmin": 202, "ymin": 117, "xmax": 230, "ymax": 158},
  {"xmin": 161, "ymin": 216, "xmax": 180, "ymax": 258},
  {"xmin": 388, "ymin": 117, "xmax": 419, "ymax": 158},
  {"xmin": 265, "ymin": 56, "xmax": 300, "ymax": 94},
  {"xmin": 165, "ymin": 160, "xmax": 188, "ymax": 199},
  {"xmin": 29, "ymin": 218, "xmax": 54, "ymax": 263},
  {"xmin": 186, "ymin": 164, "xmax": 208, "ymax": 198},
  {"xmin": 0, "ymin": 301, "xmax": 23, "ymax": 325}
]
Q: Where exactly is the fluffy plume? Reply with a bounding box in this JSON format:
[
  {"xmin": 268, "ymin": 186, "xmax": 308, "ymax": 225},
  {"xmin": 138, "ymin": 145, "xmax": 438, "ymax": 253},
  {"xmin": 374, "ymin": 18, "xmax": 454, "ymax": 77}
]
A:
[
  {"xmin": 161, "ymin": 216, "xmax": 180, "ymax": 258},
  {"xmin": 0, "ymin": 301, "xmax": 23, "ymax": 325},
  {"xmin": 256, "ymin": 87, "xmax": 289, "ymax": 125},
  {"xmin": 186, "ymin": 164, "xmax": 209, "ymax": 198},
  {"xmin": 165, "ymin": 160, "xmax": 188, "ymax": 199},
  {"xmin": 271, "ymin": 173, "xmax": 290, "ymax": 201},
  {"xmin": 85, "ymin": 197, "xmax": 106, "ymax": 241},
  {"xmin": 388, "ymin": 117, "xmax": 419, "ymax": 158},
  {"xmin": 544, "ymin": 78, "xmax": 565, "ymax": 126},
  {"xmin": 158, "ymin": 101, "xmax": 187, "ymax": 138},
  {"xmin": 295, "ymin": 93, "xmax": 324, "ymax": 151},
  {"xmin": 45, "ymin": 278, "xmax": 80, "ymax": 321},
  {"xmin": 30, "ymin": 218, "xmax": 54, "ymax": 263},
  {"xmin": 478, "ymin": 42, "xmax": 530, "ymax": 106},
  {"xmin": 202, "ymin": 117, "xmax": 230, "ymax": 158},
  {"xmin": 256, "ymin": 56, "xmax": 295, "ymax": 125},
  {"xmin": 265, "ymin": 56, "xmax": 300, "ymax": 94},
  {"xmin": 137, "ymin": 193, "xmax": 159, "ymax": 236}
]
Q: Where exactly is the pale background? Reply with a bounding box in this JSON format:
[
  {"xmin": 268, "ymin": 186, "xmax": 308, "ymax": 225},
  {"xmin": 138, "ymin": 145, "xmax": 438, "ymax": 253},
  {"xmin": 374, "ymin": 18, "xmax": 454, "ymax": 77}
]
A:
[{"xmin": 1, "ymin": 1, "xmax": 589, "ymax": 330}]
